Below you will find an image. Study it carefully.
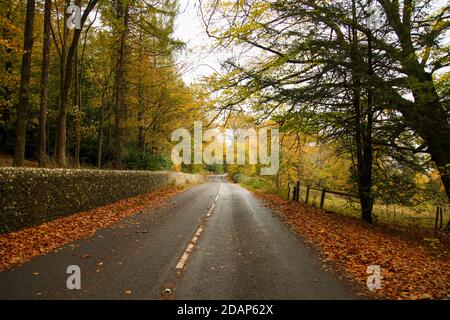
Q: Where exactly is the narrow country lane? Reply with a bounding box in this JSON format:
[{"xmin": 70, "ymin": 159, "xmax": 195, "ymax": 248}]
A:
[{"xmin": 0, "ymin": 176, "xmax": 359, "ymax": 299}]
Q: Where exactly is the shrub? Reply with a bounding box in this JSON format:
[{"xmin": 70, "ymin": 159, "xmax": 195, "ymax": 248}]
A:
[{"xmin": 124, "ymin": 146, "xmax": 172, "ymax": 171}]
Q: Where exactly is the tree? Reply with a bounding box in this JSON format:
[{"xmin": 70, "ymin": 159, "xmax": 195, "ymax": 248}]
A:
[
  {"xmin": 1, "ymin": 0, "xmax": 205, "ymax": 171},
  {"xmin": 55, "ymin": 0, "xmax": 98, "ymax": 167},
  {"xmin": 38, "ymin": 0, "xmax": 52, "ymax": 167},
  {"xmin": 13, "ymin": 0, "xmax": 36, "ymax": 167},
  {"xmin": 201, "ymin": 0, "xmax": 450, "ymax": 221},
  {"xmin": 112, "ymin": 0, "xmax": 129, "ymax": 169},
  {"xmin": 376, "ymin": 0, "xmax": 450, "ymax": 202},
  {"xmin": 0, "ymin": 1, "xmax": 22, "ymax": 150}
]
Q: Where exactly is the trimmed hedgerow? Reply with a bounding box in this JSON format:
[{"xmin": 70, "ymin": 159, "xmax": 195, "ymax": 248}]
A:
[{"xmin": 0, "ymin": 168, "xmax": 204, "ymax": 233}]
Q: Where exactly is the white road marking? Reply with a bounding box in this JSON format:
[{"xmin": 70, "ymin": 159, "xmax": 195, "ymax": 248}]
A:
[
  {"xmin": 176, "ymin": 252, "xmax": 190, "ymax": 269},
  {"xmin": 175, "ymin": 191, "xmax": 221, "ymax": 270},
  {"xmin": 195, "ymin": 228, "xmax": 203, "ymax": 237},
  {"xmin": 176, "ymin": 229, "xmax": 202, "ymax": 269},
  {"xmin": 186, "ymin": 243, "xmax": 195, "ymax": 252}
]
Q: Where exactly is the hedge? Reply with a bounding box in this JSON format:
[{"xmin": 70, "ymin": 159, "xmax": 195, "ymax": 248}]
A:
[{"xmin": 0, "ymin": 168, "xmax": 205, "ymax": 233}]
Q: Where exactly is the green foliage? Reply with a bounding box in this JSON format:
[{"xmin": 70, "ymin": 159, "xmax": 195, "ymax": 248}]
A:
[
  {"xmin": 180, "ymin": 163, "xmax": 207, "ymax": 175},
  {"xmin": 124, "ymin": 145, "xmax": 172, "ymax": 171},
  {"xmin": 0, "ymin": 0, "xmax": 209, "ymax": 171},
  {"xmin": 201, "ymin": 0, "xmax": 450, "ymax": 213},
  {"xmin": 205, "ymin": 163, "xmax": 224, "ymax": 174},
  {"xmin": 232, "ymin": 173, "xmax": 275, "ymax": 193}
]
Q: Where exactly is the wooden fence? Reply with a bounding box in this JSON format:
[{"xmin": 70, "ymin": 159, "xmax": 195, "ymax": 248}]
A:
[
  {"xmin": 287, "ymin": 181, "xmax": 358, "ymax": 209},
  {"xmin": 286, "ymin": 180, "xmax": 447, "ymax": 230}
]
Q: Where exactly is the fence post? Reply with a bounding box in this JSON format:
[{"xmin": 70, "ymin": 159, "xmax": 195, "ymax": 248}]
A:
[
  {"xmin": 287, "ymin": 183, "xmax": 290, "ymax": 200},
  {"xmin": 440, "ymin": 207, "xmax": 443, "ymax": 229},
  {"xmin": 305, "ymin": 185, "xmax": 310, "ymax": 204},
  {"xmin": 435, "ymin": 206, "xmax": 439, "ymax": 229},
  {"xmin": 320, "ymin": 188, "xmax": 326, "ymax": 209},
  {"xmin": 296, "ymin": 181, "xmax": 300, "ymax": 201}
]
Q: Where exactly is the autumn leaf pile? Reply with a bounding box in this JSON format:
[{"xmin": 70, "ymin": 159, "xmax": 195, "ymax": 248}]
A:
[
  {"xmin": 256, "ymin": 192, "xmax": 450, "ymax": 300},
  {"xmin": 0, "ymin": 187, "xmax": 183, "ymax": 271}
]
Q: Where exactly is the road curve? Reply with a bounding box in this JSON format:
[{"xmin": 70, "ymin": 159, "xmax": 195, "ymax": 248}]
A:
[{"xmin": 0, "ymin": 175, "xmax": 359, "ymax": 299}]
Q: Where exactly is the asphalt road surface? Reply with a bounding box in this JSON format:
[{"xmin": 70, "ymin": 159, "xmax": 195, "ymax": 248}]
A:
[{"xmin": 0, "ymin": 175, "xmax": 359, "ymax": 299}]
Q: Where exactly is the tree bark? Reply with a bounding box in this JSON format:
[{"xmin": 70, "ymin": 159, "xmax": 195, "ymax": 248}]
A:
[
  {"xmin": 73, "ymin": 46, "xmax": 81, "ymax": 168},
  {"xmin": 137, "ymin": 31, "xmax": 145, "ymax": 154},
  {"xmin": 351, "ymin": 0, "xmax": 373, "ymax": 222},
  {"xmin": 96, "ymin": 67, "xmax": 113, "ymax": 169},
  {"xmin": 97, "ymin": 102, "xmax": 104, "ymax": 168},
  {"xmin": 113, "ymin": 1, "xmax": 129, "ymax": 169},
  {"xmin": 137, "ymin": 111, "xmax": 145, "ymax": 153},
  {"xmin": 380, "ymin": 0, "xmax": 450, "ymax": 203},
  {"xmin": 13, "ymin": 0, "xmax": 36, "ymax": 167},
  {"xmin": 39, "ymin": 0, "xmax": 52, "ymax": 167},
  {"xmin": 54, "ymin": 1, "xmax": 68, "ymax": 158},
  {"xmin": 361, "ymin": 31, "xmax": 375, "ymax": 223},
  {"xmin": 399, "ymin": 85, "xmax": 450, "ymax": 203},
  {"xmin": 55, "ymin": 0, "xmax": 98, "ymax": 167}
]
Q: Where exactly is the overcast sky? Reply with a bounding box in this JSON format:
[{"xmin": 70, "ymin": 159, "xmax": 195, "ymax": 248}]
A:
[
  {"xmin": 173, "ymin": 0, "xmax": 450, "ymax": 85},
  {"xmin": 173, "ymin": 0, "xmax": 225, "ymax": 85}
]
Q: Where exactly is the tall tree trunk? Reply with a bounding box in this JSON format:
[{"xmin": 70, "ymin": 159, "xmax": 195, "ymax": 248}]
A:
[
  {"xmin": 73, "ymin": 46, "xmax": 81, "ymax": 168},
  {"xmin": 351, "ymin": 0, "xmax": 373, "ymax": 223},
  {"xmin": 39, "ymin": 0, "xmax": 52, "ymax": 167},
  {"xmin": 55, "ymin": 0, "xmax": 69, "ymax": 165},
  {"xmin": 113, "ymin": 1, "xmax": 129, "ymax": 169},
  {"xmin": 362, "ymin": 31, "xmax": 375, "ymax": 222},
  {"xmin": 400, "ymin": 84, "xmax": 450, "ymax": 203},
  {"xmin": 137, "ymin": 30, "xmax": 145, "ymax": 154},
  {"xmin": 13, "ymin": 0, "xmax": 36, "ymax": 167},
  {"xmin": 97, "ymin": 103, "xmax": 104, "ymax": 168},
  {"xmin": 380, "ymin": 2, "xmax": 450, "ymax": 203},
  {"xmin": 55, "ymin": 0, "xmax": 98, "ymax": 167},
  {"xmin": 55, "ymin": 43, "xmax": 76, "ymax": 167},
  {"xmin": 97, "ymin": 68, "xmax": 113, "ymax": 169},
  {"xmin": 137, "ymin": 111, "xmax": 145, "ymax": 153}
]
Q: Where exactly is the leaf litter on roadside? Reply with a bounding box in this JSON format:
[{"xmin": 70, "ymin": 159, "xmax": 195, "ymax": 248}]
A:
[
  {"xmin": 0, "ymin": 187, "xmax": 184, "ymax": 271},
  {"xmin": 255, "ymin": 192, "xmax": 450, "ymax": 300}
]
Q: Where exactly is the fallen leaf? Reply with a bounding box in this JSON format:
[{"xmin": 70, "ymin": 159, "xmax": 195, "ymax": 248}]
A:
[
  {"xmin": 0, "ymin": 187, "xmax": 184, "ymax": 271},
  {"xmin": 255, "ymin": 192, "xmax": 450, "ymax": 300}
]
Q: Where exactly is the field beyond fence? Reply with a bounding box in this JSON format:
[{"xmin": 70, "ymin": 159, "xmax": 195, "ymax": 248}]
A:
[{"xmin": 288, "ymin": 182, "xmax": 449, "ymax": 229}]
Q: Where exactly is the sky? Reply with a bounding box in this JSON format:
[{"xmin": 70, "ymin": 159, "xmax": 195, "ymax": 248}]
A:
[
  {"xmin": 172, "ymin": 0, "xmax": 450, "ymax": 85},
  {"xmin": 173, "ymin": 0, "xmax": 223, "ymax": 85}
]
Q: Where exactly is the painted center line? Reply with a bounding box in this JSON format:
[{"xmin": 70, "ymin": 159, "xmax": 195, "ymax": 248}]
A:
[{"xmin": 175, "ymin": 191, "xmax": 220, "ymax": 270}]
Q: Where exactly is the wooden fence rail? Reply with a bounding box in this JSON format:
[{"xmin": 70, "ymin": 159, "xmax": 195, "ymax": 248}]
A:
[
  {"xmin": 287, "ymin": 180, "xmax": 447, "ymax": 230},
  {"xmin": 287, "ymin": 181, "xmax": 357, "ymax": 209}
]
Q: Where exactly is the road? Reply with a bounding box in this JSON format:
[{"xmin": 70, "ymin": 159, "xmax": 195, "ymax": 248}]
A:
[{"xmin": 0, "ymin": 175, "xmax": 359, "ymax": 299}]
